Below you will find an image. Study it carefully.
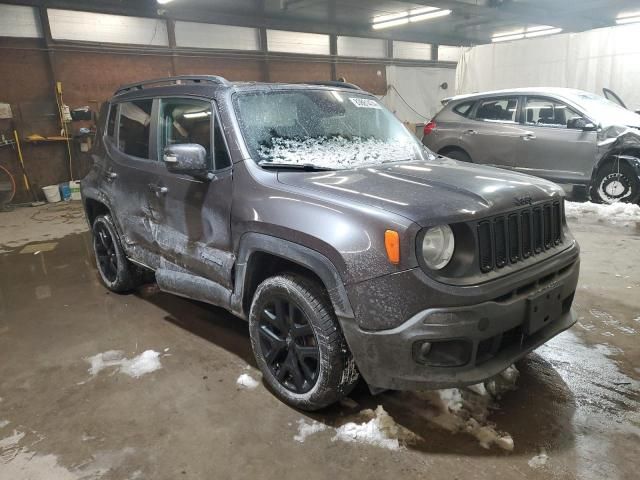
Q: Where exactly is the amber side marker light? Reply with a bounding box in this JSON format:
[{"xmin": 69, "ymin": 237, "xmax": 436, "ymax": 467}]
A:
[{"xmin": 385, "ymin": 230, "xmax": 400, "ymax": 264}]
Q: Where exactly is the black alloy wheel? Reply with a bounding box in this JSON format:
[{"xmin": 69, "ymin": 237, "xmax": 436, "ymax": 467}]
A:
[
  {"xmin": 94, "ymin": 220, "xmax": 118, "ymax": 283},
  {"xmin": 258, "ymin": 295, "xmax": 320, "ymax": 394}
]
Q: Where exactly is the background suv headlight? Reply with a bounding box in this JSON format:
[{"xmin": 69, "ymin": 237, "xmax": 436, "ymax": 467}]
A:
[{"xmin": 421, "ymin": 225, "xmax": 455, "ymax": 270}]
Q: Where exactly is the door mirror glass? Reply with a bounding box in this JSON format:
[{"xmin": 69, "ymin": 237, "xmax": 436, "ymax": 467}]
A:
[
  {"xmin": 164, "ymin": 144, "xmax": 209, "ymax": 178},
  {"xmin": 567, "ymin": 117, "xmax": 597, "ymax": 131}
]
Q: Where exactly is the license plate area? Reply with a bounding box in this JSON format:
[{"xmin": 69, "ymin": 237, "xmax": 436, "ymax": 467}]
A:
[{"xmin": 525, "ymin": 285, "xmax": 563, "ymax": 335}]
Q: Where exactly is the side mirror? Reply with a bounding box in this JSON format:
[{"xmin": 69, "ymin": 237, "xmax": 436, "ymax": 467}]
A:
[
  {"xmin": 567, "ymin": 117, "xmax": 597, "ymax": 131},
  {"xmin": 163, "ymin": 144, "xmax": 209, "ymax": 179}
]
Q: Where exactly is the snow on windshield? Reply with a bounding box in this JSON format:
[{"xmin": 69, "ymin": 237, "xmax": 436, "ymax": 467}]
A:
[{"xmin": 257, "ymin": 135, "xmax": 418, "ymax": 169}]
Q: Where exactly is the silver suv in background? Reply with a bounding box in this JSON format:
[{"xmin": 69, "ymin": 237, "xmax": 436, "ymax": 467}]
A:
[{"xmin": 423, "ymin": 87, "xmax": 640, "ymax": 204}]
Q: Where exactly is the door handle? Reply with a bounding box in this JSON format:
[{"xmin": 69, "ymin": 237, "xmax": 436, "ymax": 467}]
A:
[
  {"xmin": 464, "ymin": 129, "xmax": 477, "ymax": 135},
  {"xmin": 148, "ymin": 184, "xmax": 168, "ymax": 196},
  {"xmin": 521, "ymin": 133, "xmax": 536, "ymax": 141}
]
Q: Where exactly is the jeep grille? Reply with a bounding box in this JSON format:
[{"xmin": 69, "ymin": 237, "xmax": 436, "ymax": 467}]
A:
[{"xmin": 477, "ymin": 200, "xmax": 563, "ymax": 273}]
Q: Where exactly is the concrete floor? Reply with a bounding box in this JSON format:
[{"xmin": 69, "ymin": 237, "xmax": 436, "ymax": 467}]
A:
[{"xmin": 0, "ymin": 202, "xmax": 638, "ymax": 480}]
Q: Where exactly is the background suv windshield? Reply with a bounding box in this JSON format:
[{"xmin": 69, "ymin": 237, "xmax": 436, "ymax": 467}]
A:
[{"xmin": 234, "ymin": 89, "xmax": 427, "ymax": 169}]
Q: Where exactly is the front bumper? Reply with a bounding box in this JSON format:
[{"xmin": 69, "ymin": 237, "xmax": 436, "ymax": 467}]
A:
[{"xmin": 340, "ymin": 253, "xmax": 579, "ymax": 391}]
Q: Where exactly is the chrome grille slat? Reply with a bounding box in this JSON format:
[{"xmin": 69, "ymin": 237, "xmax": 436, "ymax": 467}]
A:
[{"xmin": 477, "ymin": 200, "xmax": 563, "ymax": 273}]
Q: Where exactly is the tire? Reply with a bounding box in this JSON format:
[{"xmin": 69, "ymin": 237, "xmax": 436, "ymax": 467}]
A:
[
  {"xmin": 248, "ymin": 274, "xmax": 359, "ymax": 410},
  {"xmin": 92, "ymin": 214, "xmax": 142, "ymax": 292},
  {"xmin": 591, "ymin": 162, "xmax": 640, "ymax": 204},
  {"xmin": 442, "ymin": 148, "xmax": 472, "ymax": 163}
]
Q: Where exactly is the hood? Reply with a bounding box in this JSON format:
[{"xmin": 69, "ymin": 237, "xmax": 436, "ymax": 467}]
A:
[{"xmin": 277, "ymin": 158, "xmax": 564, "ymax": 226}]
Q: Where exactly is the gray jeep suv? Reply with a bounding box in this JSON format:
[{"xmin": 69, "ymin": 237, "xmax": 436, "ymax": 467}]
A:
[
  {"xmin": 422, "ymin": 87, "xmax": 640, "ymax": 204},
  {"xmin": 82, "ymin": 76, "xmax": 580, "ymax": 410}
]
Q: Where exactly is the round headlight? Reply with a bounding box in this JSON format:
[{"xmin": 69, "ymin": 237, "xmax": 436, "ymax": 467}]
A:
[{"xmin": 421, "ymin": 225, "xmax": 455, "ymax": 270}]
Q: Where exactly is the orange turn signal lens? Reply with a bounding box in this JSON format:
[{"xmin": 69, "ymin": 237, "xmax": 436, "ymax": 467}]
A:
[{"xmin": 384, "ymin": 230, "xmax": 400, "ymax": 264}]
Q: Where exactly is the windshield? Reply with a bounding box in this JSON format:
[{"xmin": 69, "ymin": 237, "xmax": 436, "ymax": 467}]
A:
[
  {"xmin": 234, "ymin": 89, "xmax": 429, "ymax": 169},
  {"xmin": 568, "ymin": 91, "xmax": 640, "ymax": 126}
]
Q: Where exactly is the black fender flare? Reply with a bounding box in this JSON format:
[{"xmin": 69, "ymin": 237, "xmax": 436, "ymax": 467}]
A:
[{"xmin": 230, "ymin": 232, "xmax": 354, "ymax": 320}]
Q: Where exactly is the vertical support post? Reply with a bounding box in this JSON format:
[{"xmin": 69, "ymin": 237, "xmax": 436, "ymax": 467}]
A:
[
  {"xmin": 329, "ymin": 34, "xmax": 338, "ymax": 81},
  {"xmin": 386, "ymin": 39, "xmax": 394, "ymax": 60},
  {"xmin": 167, "ymin": 18, "xmax": 178, "ymax": 76},
  {"xmin": 259, "ymin": 27, "xmax": 270, "ymax": 82},
  {"xmin": 38, "ymin": 7, "xmax": 58, "ymax": 87},
  {"xmin": 431, "ymin": 44, "xmax": 439, "ymax": 62}
]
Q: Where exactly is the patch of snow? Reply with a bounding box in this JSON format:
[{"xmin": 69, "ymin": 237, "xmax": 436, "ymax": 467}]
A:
[
  {"xmin": 86, "ymin": 350, "xmax": 162, "ymax": 379},
  {"xmin": 0, "ymin": 420, "xmax": 9, "ymax": 429},
  {"xmin": 236, "ymin": 373, "xmax": 260, "ymax": 389},
  {"xmin": 293, "ymin": 419, "xmax": 328, "ymax": 443},
  {"xmin": 565, "ymin": 200, "xmax": 640, "ymax": 226},
  {"xmin": 258, "ymin": 135, "xmax": 418, "ymax": 170},
  {"xmin": 528, "ymin": 449, "xmax": 549, "ymax": 469},
  {"xmin": 437, "ymin": 389, "xmax": 463, "ymax": 412},
  {"xmin": 331, "ymin": 405, "xmax": 417, "ymax": 451},
  {"xmin": 0, "ymin": 430, "xmax": 25, "ymax": 451}
]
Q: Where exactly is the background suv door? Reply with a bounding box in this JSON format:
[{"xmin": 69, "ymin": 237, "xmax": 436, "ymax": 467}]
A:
[
  {"xmin": 466, "ymin": 95, "xmax": 529, "ymax": 168},
  {"xmin": 515, "ymin": 96, "xmax": 597, "ymax": 183},
  {"xmin": 150, "ymin": 97, "xmax": 234, "ymax": 289},
  {"xmin": 106, "ymin": 98, "xmax": 163, "ymax": 266}
]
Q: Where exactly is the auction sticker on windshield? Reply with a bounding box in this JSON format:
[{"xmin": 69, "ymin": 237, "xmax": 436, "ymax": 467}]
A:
[{"xmin": 349, "ymin": 97, "xmax": 382, "ymax": 109}]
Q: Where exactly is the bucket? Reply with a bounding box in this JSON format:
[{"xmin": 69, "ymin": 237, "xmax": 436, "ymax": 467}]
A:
[
  {"xmin": 69, "ymin": 180, "xmax": 81, "ymax": 201},
  {"xmin": 59, "ymin": 182, "xmax": 71, "ymax": 201},
  {"xmin": 42, "ymin": 185, "xmax": 61, "ymax": 203}
]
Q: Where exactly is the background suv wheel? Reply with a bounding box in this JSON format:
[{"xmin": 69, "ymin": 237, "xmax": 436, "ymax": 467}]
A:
[
  {"xmin": 248, "ymin": 273, "xmax": 359, "ymax": 410},
  {"xmin": 591, "ymin": 162, "xmax": 639, "ymax": 204},
  {"xmin": 92, "ymin": 214, "xmax": 143, "ymax": 292}
]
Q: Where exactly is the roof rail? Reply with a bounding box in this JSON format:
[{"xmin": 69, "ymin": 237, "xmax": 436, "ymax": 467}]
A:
[
  {"xmin": 114, "ymin": 75, "xmax": 229, "ymax": 96},
  {"xmin": 302, "ymin": 81, "xmax": 362, "ymax": 91}
]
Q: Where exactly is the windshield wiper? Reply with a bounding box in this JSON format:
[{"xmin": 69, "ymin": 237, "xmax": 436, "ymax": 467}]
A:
[{"xmin": 258, "ymin": 162, "xmax": 336, "ymax": 171}]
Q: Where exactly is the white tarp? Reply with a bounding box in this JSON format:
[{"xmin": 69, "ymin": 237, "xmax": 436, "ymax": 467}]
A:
[
  {"xmin": 383, "ymin": 66, "xmax": 456, "ymax": 125},
  {"xmin": 456, "ymin": 23, "xmax": 640, "ymax": 111}
]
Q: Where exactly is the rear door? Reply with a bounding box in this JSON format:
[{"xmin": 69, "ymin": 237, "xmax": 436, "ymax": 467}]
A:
[
  {"xmin": 106, "ymin": 98, "xmax": 163, "ymax": 266},
  {"xmin": 149, "ymin": 97, "xmax": 234, "ymax": 289},
  {"xmin": 466, "ymin": 95, "xmax": 529, "ymax": 168},
  {"xmin": 515, "ymin": 96, "xmax": 597, "ymax": 183}
]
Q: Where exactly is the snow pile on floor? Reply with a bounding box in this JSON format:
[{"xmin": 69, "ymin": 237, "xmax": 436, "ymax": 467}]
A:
[
  {"xmin": 406, "ymin": 365, "xmax": 519, "ymax": 451},
  {"xmin": 0, "ymin": 420, "xmax": 9, "ymax": 429},
  {"xmin": 332, "ymin": 405, "xmax": 418, "ymax": 451},
  {"xmin": 236, "ymin": 373, "xmax": 260, "ymax": 390},
  {"xmin": 293, "ymin": 419, "xmax": 328, "ymax": 443},
  {"xmin": 565, "ymin": 201, "xmax": 640, "ymax": 226},
  {"xmin": 258, "ymin": 136, "xmax": 418, "ymax": 170},
  {"xmin": 528, "ymin": 449, "xmax": 549, "ymax": 469},
  {"xmin": 87, "ymin": 350, "xmax": 162, "ymax": 378}
]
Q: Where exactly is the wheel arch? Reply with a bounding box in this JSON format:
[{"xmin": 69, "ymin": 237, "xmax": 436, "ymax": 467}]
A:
[
  {"xmin": 231, "ymin": 233, "xmax": 354, "ymax": 321},
  {"xmin": 438, "ymin": 145, "xmax": 472, "ymax": 160},
  {"xmin": 83, "ymin": 196, "xmax": 112, "ymax": 227}
]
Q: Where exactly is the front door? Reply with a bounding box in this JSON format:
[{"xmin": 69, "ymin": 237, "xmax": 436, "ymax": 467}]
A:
[
  {"xmin": 515, "ymin": 96, "xmax": 597, "ymax": 183},
  {"xmin": 149, "ymin": 97, "xmax": 234, "ymax": 289},
  {"xmin": 106, "ymin": 99, "xmax": 163, "ymax": 266},
  {"xmin": 467, "ymin": 95, "xmax": 529, "ymax": 168}
]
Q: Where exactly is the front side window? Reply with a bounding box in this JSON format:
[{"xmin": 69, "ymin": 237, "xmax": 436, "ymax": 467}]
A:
[
  {"xmin": 525, "ymin": 97, "xmax": 582, "ymax": 128},
  {"xmin": 475, "ymin": 97, "xmax": 519, "ymax": 123},
  {"xmin": 158, "ymin": 98, "xmax": 212, "ymax": 166},
  {"xmin": 118, "ymin": 99, "xmax": 152, "ymax": 159},
  {"xmin": 234, "ymin": 89, "xmax": 428, "ymax": 170}
]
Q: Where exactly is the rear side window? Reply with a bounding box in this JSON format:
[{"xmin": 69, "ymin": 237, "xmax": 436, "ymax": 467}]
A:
[
  {"xmin": 475, "ymin": 97, "xmax": 519, "ymax": 123},
  {"xmin": 106, "ymin": 104, "xmax": 116, "ymax": 138},
  {"xmin": 118, "ymin": 99, "xmax": 153, "ymax": 159},
  {"xmin": 452, "ymin": 101, "xmax": 474, "ymax": 117}
]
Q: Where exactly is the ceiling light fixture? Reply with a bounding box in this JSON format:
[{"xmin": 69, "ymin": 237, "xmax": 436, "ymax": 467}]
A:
[
  {"xmin": 372, "ymin": 5, "xmax": 450, "ymax": 30},
  {"xmin": 492, "ymin": 25, "xmax": 561, "ymax": 42},
  {"xmin": 157, "ymin": 0, "xmax": 174, "ymax": 4},
  {"xmin": 616, "ymin": 11, "xmax": 640, "ymax": 24},
  {"xmin": 410, "ymin": 9, "xmax": 452, "ymax": 23},
  {"xmin": 525, "ymin": 27, "xmax": 562, "ymax": 37},
  {"xmin": 372, "ymin": 17, "xmax": 410, "ymax": 30}
]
